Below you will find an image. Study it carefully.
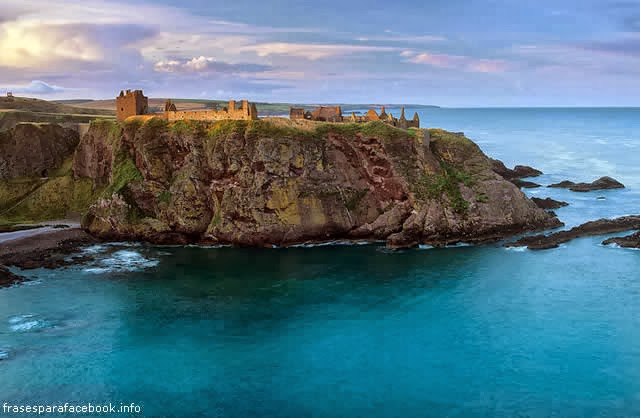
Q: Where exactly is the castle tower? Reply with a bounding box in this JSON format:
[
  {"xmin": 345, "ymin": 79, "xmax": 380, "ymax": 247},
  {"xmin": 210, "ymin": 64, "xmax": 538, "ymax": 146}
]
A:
[
  {"xmin": 164, "ymin": 99, "xmax": 177, "ymax": 112},
  {"xmin": 365, "ymin": 109, "xmax": 379, "ymax": 121},
  {"xmin": 250, "ymin": 103, "xmax": 258, "ymax": 120},
  {"xmin": 116, "ymin": 89, "xmax": 148, "ymax": 121},
  {"xmin": 380, "ymin": 106, "xmax": 388, "ymax": 120},
  {"xmin": 228, "ymin": 100, "xmax": 236, "ymax": 111},
  {"xmin": 398, "ymin": 106, "xmax": 408, "ymax": 129},
  {"xmin": 411, "ymin": 112, "xmax": 420, "ymax": 128}
]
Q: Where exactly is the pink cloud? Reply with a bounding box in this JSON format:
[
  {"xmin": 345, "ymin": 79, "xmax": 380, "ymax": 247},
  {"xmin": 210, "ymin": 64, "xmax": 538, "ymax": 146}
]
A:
[
  {"xmin": 408, "ymin": 52, "xmax": 464, "ymax": 67},
  {"xmin": 404, "ymin": 51, "xmax": 508, "ymax": 73},
  {"xmin": 467, "ymin": 59, "xmax": 508, "ymax": 73}
]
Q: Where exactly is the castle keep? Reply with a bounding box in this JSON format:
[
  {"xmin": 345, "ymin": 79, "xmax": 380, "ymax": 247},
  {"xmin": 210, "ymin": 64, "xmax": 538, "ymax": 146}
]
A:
[
  {"xmin": 115, "ymin": 90, "xmax": 258, "ymax": 122},
  {"xmin": 290, "ymin": 105, "xmax": 420, "ymax": 128},
  {"xmin": 117, "ymin": 90, "xmax": 148, "ymax": 121}
]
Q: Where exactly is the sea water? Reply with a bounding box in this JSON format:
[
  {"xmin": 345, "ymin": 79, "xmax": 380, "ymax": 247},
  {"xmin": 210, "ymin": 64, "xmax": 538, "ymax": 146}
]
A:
[{"xmin": 1, "ymin": 108, "xmax": 639, "ymax": 417}]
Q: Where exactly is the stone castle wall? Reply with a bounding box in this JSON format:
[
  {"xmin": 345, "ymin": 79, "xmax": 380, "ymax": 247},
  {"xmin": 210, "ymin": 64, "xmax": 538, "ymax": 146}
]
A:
[{"xmin": 165, "ymin": 100, "xmax": 257, "ymax": 122}]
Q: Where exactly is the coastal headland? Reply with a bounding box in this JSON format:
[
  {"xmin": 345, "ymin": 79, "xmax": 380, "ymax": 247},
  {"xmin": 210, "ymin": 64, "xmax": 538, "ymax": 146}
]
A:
[{"xmin": 0, "ymin": 92, "xmax": 561, "ymax": 254}]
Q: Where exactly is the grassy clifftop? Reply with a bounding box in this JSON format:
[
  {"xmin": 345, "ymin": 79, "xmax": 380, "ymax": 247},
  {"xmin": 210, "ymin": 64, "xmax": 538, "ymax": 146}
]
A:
[{"xmin": 0, "ymin": 96, "xmax": 114, "ymax": 116}]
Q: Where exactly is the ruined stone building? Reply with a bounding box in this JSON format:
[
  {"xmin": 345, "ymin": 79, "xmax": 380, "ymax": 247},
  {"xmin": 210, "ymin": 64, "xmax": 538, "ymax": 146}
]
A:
[
  {"xmin": 116, "ymin": 90, "xmax": 258, "ymax": 122},
  {"xmin": 291, "ymin": 104, "xmax": 420, "ymax": 128},
  {"xmin": 289, "ymin": 107, "xmax": 305, "ymax": 120},
  {"xmin": 290, "ymin": 106, "xmax": 343, "ymax": 122},
  {"xmin": 311, "ymin": 106, "xmax": 343, "ymax": 122},
  {"xmin": 117, "ymin": 90, "xmax": 149, "ymax": 121}
]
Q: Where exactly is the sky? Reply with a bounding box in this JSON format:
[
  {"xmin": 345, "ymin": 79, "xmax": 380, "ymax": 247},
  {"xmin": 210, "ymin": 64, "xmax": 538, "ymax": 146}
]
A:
[{"xmin": 2, "ymin": 0, "xmax": 640, "ymax": 106}]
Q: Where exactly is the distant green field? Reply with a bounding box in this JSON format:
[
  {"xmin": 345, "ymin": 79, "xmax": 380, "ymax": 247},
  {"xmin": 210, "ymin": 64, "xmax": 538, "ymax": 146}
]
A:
[
  {"xmin": 2, "ymin": 96, "xmax": 114, "ymax": 116},
  {"xmin": 0, "ymin": 96, "xmax": 115, "ymax": 131},
  {"xmin": 0, "ymin": 111, "xmax": 114, "ymax": 132}
]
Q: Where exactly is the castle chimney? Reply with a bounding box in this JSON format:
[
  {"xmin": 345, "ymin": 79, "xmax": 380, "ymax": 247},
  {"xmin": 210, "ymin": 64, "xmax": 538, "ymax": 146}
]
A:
[
  {"xmin": 241, "ymin": 100, "xmax": 249, "ymax": 113},
  {"xmin": 228, "ymin": 100, "xmax": 236, "ymax": 111},
  {"xmin": 400, "ymin": 106, "xmax": 406, "ymax": 120},
  {"xmin": 413, "ymin": 112, "xmax": 419, "ymax": 121}
]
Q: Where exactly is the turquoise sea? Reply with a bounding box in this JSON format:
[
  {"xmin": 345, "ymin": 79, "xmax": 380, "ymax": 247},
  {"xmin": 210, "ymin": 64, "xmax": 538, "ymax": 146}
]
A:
[{"xmin": 1, "ymin": 108, "xmax": 639, "ymax": 417}]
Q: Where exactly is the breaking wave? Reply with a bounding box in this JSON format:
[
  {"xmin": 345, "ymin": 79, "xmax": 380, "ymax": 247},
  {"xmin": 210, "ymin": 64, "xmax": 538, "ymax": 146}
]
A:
[{"xmin": 83, "ymin": 250, "xmax": 159, "ymax": 274}]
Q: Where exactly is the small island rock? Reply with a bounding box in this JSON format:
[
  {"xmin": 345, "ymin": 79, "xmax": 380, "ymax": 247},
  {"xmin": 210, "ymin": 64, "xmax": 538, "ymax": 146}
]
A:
[
  {"xmin": 531, "ymin": 197, "xmax": 569, "ymax": 210},
  {"xmin": 548, "ymin": 176, "xmax": 625, "ymax": 192}
]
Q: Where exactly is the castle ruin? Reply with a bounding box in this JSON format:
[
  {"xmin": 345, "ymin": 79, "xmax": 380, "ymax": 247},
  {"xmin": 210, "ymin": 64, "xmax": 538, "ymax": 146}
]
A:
[
  {"xmin": 290, "ymin": 106, "xmax": 343, "ymax": 122},
  {"xmin": 117, "ymin": 90, "xmax": 148, "ymax": 121},
  {"xmin": 291, "ymin": 105, "xmax": 420, "ymax": 129},
  {"xmin": 115, "ymin": 90, "xmax": 258, "ymax": 122}
]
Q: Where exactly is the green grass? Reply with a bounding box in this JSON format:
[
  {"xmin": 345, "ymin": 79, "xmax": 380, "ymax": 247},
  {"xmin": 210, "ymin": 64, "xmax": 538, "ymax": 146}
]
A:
[
  {"xmin": 0, "ymin": 96, "xmax": 114, "ymax": 116},
  {"xmin": 0, "ymin": 110, "xmax": 113, "ymax": 131},
  {"xmin": 158, "ymin": 190, "xmax": 172, "ymax": 204},
  {"xmin": 48, "ymin": 158, "xmax": 74, "ymax": 177},
  {"xmin": 476, "ymin": 193, "xmax": 489, "ymax": 203},
  {"xmin": 413, "ymin": 162, "xmax": 474, "ymax": 213},
  {"xmin": 102, "ymin": 155, "xmax": 143, "ymax": 197},
  {"xmin": 0, "ymin": 176, "xmax": 96, "ymax": 222}
]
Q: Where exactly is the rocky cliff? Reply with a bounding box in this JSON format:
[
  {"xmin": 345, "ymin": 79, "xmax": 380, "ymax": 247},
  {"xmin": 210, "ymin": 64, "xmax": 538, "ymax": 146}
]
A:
[
  {"xmin": 0, "ymin": 124, "xmax": 95, "ymax": 223},
  {"xmin": 0, "ymin": 123, "xmax": 79, "ymax": 179},
  {"xmin": 72, "ymin": 118, "xmax": 560, "ymax": 247}
]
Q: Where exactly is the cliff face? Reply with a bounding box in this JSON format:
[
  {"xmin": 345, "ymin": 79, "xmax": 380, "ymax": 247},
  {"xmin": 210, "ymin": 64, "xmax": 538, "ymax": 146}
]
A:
[
  {"xmin": 0, "ymin": 123, "xmax": 79, "ymax": 179},
  {"xmin": 75, "ymin": 118, "xmax": 559, "ymax": 247},
  {"xmin": 0, "ymin": 124, "xmax": 95, "ymax": 223}
]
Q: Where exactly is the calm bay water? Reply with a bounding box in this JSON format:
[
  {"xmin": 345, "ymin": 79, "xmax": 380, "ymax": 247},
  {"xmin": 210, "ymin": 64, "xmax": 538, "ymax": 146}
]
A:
[{"xmin": 1, "ymin": 108, "xmax": 639, "ymax": 417}]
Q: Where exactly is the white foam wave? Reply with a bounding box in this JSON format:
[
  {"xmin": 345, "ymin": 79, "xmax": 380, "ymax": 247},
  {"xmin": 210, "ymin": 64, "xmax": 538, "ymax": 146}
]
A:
[
  {"xmin": 81, "ymin": 244, "xmax": 108, "ymax": 254},
  {"xmin": 417, "ymin": 242, "xmax": 474, "ymax": 250},
  {"xmin": 601, "ymin": 242, "xmax": 640, "ymax": 251},
  {"xmin": 0, "ymin": 349, "xmax": 10, "ymax": 360},
  {"xmin": 9, "ymin": 314, "xmax": 34, "ymax": 324},
  {"xmin": 8, "ymin": 315, "xmax": 49, "ymax": 332},
  {"xmin": 504, "ymin": 246, "xmax": 527, "ymax": 252},
  {"xmin": 289, "ymin": 240, "xmax": 378, "ymax": 248},
  {"xmin": 83, "ymin": 250, "xmax": 159, "ymax": 274}
]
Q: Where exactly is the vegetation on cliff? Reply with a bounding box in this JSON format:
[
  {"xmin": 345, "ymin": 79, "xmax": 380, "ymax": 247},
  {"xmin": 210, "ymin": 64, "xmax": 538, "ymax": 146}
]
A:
[
  {"xmin": 0, "ymin": 117, "xmax": 558, "ymax": 245},
  {"xmin": 69, "ymin": 117, "xmax": 557, "ymax": 247}
]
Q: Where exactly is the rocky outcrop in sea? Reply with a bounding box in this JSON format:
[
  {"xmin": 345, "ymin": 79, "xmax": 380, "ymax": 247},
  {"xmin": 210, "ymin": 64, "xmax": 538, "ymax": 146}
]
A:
[
  {"xmin": 70, "ymin": 118, "xmax": 560, "ymax": 248},
  {"xmin": 548, "ymin": 176, "xmax": 625, "ymax": 192}
]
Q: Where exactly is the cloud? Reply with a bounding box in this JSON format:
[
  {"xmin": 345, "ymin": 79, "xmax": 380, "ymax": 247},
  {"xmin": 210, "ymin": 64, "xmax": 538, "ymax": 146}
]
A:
[
  {"xmin": 153, "ymin": 56, "xmax": 270, "ymax": 73},
  {"xmin": 403, "ymin": 51, "xmax": 508, "ymax": 73},
  {"xmin": 0, "ymin": 21, "xmax": 103, "ymax": 67},
  {"xmin": 581, "ymin": 36, "xmax": 640, "ymax": 58},
  {"xmin": 240, "ymin": 42, "xmax": 398, "ymax": 60},
  {"xmin": 467, "ymin": 60, "xmax": 509, "ymax": 73},
  {"xmin": 355, "ymin": 34, "xmax": 446, "ymax": 43},
  {"xmin": 407, "ymin": 52, "xmax": 465, "ymax": 67},
  {"xmin": 136, "ymin": 32, "xmax": 252, "ymax": 63},
  {"xmin": 4, "ymin": 80, "xmax": 67, "ymax": 94}
]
